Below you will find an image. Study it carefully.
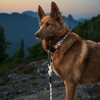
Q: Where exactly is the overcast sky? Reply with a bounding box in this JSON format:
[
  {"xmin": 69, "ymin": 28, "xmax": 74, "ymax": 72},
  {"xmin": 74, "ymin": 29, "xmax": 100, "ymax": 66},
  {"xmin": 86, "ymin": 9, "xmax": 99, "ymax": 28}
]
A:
[{"xmin": 0, "ymin": 0, "xmax": 100, "ymax": 19}]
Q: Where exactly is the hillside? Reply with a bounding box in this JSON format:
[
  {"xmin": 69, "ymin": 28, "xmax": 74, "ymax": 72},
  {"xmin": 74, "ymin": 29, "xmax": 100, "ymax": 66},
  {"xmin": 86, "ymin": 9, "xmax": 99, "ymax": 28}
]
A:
[
  {"xmin": 0, "ymin": 13, "xmax": 39, "ymax": 56},
  {"xmin": 73, "ymin": 15, "xmax": 100, "ymax": 42},
  {"xmin": 0, "ymin": 59, "xmax": 100, "ymax": 100}
]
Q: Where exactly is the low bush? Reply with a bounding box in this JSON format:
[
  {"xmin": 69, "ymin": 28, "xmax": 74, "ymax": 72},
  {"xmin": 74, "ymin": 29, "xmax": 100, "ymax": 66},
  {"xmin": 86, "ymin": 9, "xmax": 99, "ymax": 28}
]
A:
[
  {"xmin": 23, "ymin": 66, "xmax": 36, "ymax": 74},
  {"xmin": 0, "ymin": 80, "xmax": 5, "ymax": 85},
  {"xmin": 30, "ymin": 81, "xmax": 37, "ymax": 85},
  {"xmin": 9, "ymin": 81, "xmax": 16, "ymax": 84},
  {"xmin": 30, "ymin": 72, "xmax": 40, "ymax": 76}
]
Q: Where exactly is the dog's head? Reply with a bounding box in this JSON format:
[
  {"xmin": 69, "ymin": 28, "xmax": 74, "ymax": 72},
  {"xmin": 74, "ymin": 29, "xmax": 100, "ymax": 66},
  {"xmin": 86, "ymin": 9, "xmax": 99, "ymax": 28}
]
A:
[{"xmin": 35, "ymin": 2, "xmax": 68, "ymax": 41}]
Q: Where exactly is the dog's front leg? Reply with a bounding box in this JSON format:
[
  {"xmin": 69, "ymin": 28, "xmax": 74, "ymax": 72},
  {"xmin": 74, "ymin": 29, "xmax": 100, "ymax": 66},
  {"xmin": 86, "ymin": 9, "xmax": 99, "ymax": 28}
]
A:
[{"xmin": 64, "ymin": 81, "xmax": 77, "ymax": 100}]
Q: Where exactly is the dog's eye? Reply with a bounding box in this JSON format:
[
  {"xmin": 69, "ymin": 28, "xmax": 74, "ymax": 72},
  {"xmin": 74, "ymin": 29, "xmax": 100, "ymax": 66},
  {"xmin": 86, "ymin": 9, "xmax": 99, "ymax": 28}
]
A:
[{"xmin": 46, "ymin": 23, "xmax": 51, "ymax": 26}]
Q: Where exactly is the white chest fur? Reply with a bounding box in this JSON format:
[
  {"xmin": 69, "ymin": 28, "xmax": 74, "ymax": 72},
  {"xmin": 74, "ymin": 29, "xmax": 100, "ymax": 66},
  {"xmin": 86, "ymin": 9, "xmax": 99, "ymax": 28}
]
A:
[{"xmin": 53, "ymin": 68, "xmax": 59, "ymax": 77}]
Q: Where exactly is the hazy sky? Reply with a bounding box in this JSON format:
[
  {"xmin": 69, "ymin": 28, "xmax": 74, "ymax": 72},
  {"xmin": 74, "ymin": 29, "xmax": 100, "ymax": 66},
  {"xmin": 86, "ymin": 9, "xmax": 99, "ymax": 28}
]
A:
[{"xmin": 0, "ymin": 0, "xmax": 100, "ymax": 19}]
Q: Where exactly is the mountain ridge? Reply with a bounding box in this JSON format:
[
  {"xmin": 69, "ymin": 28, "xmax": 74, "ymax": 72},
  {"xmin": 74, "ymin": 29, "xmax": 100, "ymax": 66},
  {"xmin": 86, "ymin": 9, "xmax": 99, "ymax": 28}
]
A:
[
  {"xmin": 0, "ymin": 12, "xmax": 39, "ymax": 56},
  {"xmin": 0, "ymin": 11, "xmax": 79, "ymax": 56},
  {"xmin": 23, "ymin": 11, "xmax": 79, "ymax": 29}
]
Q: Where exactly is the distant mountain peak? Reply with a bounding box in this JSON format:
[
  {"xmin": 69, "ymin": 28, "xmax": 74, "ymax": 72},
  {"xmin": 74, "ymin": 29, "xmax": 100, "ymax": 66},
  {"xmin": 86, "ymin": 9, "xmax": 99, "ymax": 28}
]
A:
[
  {"xmin": 23, "ymin": 11, "xmax": 37, "ymax": 14},
  {"xmin": 11, "ymin": 12, "xmax": 20, "ymax": 14},
  {"xmin": 22, "ymin": 11, "xmax": 38, "ymax": 18},
  {"xmin": 68, "ymin": 14, "xmax": 73, "ymax": 19}
]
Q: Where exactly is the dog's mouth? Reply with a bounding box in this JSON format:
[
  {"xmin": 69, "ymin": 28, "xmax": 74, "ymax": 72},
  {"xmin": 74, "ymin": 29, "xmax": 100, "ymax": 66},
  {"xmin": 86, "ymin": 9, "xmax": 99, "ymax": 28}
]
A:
[
  {"xmin": 35, "ymin": 36, "xmax": 44, "ymax": 41},
  {"xmin": 36, "ymin": 36, "xmax": 50, "ymax": 41},
  {"xmin": 35, "ymin": 37, "xmax": 40, "ymax": 40}
]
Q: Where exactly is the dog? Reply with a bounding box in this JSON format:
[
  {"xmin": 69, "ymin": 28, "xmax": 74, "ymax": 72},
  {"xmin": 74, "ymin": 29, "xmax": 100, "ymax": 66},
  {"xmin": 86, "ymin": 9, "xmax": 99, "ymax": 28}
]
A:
[{"xmin": 35, "ymin": 1, "xmax": 100, "ymax": 100}]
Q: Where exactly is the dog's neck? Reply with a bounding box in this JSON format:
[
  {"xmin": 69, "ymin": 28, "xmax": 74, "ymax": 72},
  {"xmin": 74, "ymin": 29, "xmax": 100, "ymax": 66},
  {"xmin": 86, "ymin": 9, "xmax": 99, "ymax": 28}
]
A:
[{"xmin": 42, "ymin": 29, "xmax": 69, "ymax": 52}]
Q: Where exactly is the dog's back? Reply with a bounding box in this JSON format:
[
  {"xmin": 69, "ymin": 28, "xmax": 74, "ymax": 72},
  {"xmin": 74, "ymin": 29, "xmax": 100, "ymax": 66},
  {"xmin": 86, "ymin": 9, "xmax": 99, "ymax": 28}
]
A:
[{"xmin": 81, "ymin": 40, "xmax": 100, "ymax": 84}]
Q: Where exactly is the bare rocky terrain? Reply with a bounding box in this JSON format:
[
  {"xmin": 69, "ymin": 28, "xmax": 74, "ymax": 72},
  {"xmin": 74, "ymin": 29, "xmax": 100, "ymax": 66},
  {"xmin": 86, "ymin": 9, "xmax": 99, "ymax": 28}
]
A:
[{"xmin": 0, "ymin": 59, "xmax": 100, "ymax": 100}]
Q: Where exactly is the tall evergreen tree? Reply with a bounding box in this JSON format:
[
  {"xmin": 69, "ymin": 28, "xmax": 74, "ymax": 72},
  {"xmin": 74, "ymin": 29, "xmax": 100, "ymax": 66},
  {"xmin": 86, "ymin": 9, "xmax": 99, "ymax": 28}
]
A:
[
  {"xmin": 19, "ymin": 39, "xmax": 24, "ymax": 58},
  {"xmin": 14, "ymin": 39, "xmax": 24, "ymax": 58},
  {"xmin": 0, "ymin": 26, "xmax": 8, "ymax": 63}
]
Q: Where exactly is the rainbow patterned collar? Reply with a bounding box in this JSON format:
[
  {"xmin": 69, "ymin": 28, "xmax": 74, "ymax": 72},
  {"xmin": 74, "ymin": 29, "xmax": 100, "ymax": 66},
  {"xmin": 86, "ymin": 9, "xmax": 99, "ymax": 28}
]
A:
[{"xmin": 50, "ymin": 34, "xmax": 68, "ymax": 53}]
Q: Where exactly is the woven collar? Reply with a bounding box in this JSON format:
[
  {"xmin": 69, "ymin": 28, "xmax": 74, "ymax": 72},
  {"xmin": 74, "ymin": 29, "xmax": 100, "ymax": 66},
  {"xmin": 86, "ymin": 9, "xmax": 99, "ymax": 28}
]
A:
[{"xmin": 50, "ymin": 34, "xmax": 68, "ymax": 53}]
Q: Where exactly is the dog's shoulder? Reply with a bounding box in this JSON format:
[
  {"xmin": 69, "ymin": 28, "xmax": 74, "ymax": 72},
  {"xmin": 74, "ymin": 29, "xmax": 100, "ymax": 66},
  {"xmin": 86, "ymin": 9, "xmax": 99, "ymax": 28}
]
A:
[
  {"xmin": 67, "ymin": 33, "xmax": 89, "ymax": 66},
  {"xmin": 86, "ymin": 40, "xmax": 98, "ymax": 48},
  {"xmin": 86, "ymin": 40, "xmax": 100, "ymax": 58}
]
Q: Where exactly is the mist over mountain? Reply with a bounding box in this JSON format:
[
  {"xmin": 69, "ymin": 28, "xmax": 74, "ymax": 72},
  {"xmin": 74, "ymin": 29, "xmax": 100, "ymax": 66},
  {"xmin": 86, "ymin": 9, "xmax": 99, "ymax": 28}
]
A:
[{"xmin": 0, "ymin": 11, "xmax": 80, "ymax": 56}]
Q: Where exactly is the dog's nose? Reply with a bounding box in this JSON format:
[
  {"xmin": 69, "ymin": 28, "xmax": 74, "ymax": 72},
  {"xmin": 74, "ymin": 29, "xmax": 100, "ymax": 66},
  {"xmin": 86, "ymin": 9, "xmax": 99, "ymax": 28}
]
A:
[{"xmin": 34, "ymin": 33, "xmax": 40, "ymax": 37}]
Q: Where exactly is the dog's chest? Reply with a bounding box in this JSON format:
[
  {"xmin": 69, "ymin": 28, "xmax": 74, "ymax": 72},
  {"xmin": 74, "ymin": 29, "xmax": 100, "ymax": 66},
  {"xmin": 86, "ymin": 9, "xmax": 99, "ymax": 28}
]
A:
[
  {"xmin": 51, "ymin": 58, "xmax": 62, "ymax": 77},
  {"xmin": 51, "ymin": 57, "xmax": 63, "ymax": 78},
  {"xmin": 53, "ymin": 68, "xmax": 59, "ymax": 76},
  {"xmin": 52, "ymin": 63, "xmax": 60, "ymax": 77}
]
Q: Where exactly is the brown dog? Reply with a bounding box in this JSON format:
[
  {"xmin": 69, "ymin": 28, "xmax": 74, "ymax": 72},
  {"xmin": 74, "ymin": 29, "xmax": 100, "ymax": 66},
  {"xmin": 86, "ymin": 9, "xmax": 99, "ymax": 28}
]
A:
[{"xmin": 35, "ymin": 2, "xmax": 100, "ymax": 100}]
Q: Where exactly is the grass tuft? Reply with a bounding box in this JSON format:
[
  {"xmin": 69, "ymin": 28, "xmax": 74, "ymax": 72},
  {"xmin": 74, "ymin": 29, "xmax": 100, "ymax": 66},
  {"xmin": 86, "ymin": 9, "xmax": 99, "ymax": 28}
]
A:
[
  {"xmin": 23, "ymin": 66, "xmax": 36, "ymax": 74},
  {"xmin": 30, "ymin": 81, "xmax": 37, "ymax": 85}
]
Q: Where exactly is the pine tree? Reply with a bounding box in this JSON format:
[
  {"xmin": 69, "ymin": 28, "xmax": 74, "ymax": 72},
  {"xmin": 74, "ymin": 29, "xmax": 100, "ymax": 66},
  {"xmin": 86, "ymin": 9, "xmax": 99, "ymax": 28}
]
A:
[
  {"xmin": 14, "ymin": 39, "xmax": 24, "ymax": 58},
  {"xmin": 75, "ymin": 22, "xmax": 83, "ymax": 37},
  {"xmin": 19, "ymin": 39, "xmax": 24, "ymax": 58},
  {"xmin": 0, "ymin": 26, "xmax": 8, "ymax": 63}
]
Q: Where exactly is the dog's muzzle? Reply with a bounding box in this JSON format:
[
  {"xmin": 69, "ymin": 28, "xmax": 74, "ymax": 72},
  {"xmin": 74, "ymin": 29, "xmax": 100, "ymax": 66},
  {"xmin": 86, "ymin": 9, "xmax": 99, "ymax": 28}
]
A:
[{"xmin": 34, "ymin": 32, "xmax": 40, "ymax": 38}]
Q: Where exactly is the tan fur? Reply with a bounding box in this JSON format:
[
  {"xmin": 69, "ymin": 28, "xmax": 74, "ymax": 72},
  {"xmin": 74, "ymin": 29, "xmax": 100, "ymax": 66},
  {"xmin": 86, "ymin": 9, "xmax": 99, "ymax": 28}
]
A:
[{"xmin": 35, "ymin": 2, "xmax": 100, "ymax": 100}]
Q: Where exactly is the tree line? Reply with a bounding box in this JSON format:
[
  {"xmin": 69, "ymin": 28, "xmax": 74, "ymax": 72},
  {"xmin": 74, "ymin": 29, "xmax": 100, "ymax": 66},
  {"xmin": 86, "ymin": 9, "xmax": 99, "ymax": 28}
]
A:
[
  {"xmin": 72, "ymin": 15, "xmax": 100, "ymax": 42},
  {"xmin": 0, "ymin": 26, "xmax": 47, "ymax": 64},
  {"xmin": 0, "ymin": 14, "xmax": 100, "ymax": 64}
]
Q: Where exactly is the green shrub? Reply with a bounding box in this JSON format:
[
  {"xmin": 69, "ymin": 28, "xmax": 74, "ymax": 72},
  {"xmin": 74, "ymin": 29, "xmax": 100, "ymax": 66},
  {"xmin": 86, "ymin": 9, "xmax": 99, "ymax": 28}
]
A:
[
  {"xmin": 9, "ymin": 81, "xmax": 15, "ymax": 84},
  {"xmin": 13, "ymin": 64, "xmax": 24, "ymax": 73},
  {"xmin": 30, "ymin": 72, "xmax": 40, "ymax": 76},
  {"xmin": 23, "ymin": 66, "xmax": 36, "ymax": 74},
  {"xmin": 30, "ymin": 81, "xmax": 37, "ymax": 85},
  {"xmin": 2, "ymin": 57, "xmax": 12, "ymax": 64},
  {"xmin": 0, "ymin": 93, "xmax": 4, "ymax": 98},
  {"xmin": 27, "ymin": 42, "xmax": 47, "ymax": 60},
  {"xmin": 0, "ymin": 70, "xmax": 5, "ymax": 76},
  {"xmin": 0, "ymin": 63, "xmax": 18, "ymax": 76},
  {"xmin": 17, "ymin": 64, "xmax": 24, "ymax": 70},
  {"xmin": 0, "ymin": 80, "xmax": 5, "ymax": 85}
]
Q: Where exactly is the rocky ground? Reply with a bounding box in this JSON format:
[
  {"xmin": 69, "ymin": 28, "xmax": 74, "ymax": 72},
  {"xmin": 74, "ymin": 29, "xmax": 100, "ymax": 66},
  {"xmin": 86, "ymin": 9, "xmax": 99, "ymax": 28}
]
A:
[{"xmin": 0, "ymin": 59, "xmax": 100, "ymax": 100}]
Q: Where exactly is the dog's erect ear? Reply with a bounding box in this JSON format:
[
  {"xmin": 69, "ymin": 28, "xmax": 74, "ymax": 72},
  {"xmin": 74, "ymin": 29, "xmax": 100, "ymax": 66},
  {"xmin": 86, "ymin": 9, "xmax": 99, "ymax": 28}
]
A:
[
  {"xmin": 50, "ymin": 2, "xmax": 61, "ymax": 21},
  {"xmin": 38, "ymin": 5, "xmax": 46, "ymax": 22}
]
